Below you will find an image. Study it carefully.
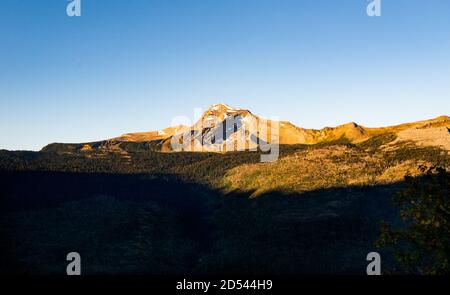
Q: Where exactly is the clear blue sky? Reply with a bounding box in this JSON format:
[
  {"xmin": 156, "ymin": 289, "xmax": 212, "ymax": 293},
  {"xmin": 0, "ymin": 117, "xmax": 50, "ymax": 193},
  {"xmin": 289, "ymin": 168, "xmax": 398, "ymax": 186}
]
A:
[{"xmin": 1, "ymin": 0, "xmax": 449, "ymax": 151}]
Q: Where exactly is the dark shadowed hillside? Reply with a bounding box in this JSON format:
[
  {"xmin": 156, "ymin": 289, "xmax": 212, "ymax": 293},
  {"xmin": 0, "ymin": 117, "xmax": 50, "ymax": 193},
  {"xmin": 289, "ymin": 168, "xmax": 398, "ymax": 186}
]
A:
[
  {"xmin": 1, "ymin": 139, "xmax": 448, "ymax": 274},
  {"xmin": 1, "ymin": 170, "xmax": 401, "ymax": 275}
]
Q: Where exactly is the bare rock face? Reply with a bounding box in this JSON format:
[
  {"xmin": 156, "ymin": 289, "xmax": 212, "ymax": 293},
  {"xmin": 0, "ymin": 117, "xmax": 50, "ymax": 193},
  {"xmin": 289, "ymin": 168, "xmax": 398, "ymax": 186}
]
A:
[{"xmin": 392, "ymin": 126, "xmax": 450, "ymax": 150}]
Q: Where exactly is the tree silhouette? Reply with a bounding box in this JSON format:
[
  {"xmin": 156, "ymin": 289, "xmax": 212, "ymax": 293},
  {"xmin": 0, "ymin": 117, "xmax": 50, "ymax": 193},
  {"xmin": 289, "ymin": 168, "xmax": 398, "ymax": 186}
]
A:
[{"xmin": 377, "ymin": 166, "xmax": 450, "ymax": 274}]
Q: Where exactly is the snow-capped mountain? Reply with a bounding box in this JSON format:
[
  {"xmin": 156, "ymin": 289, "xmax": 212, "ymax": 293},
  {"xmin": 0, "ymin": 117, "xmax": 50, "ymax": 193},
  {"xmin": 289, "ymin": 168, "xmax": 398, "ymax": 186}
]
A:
[
  {"xmin": 41, "ymin": 103, "xmax": 450, "ymax": 154},
  {"xmin": 166, "ymin": 103, "xmax": 277, "ymax": 152}
]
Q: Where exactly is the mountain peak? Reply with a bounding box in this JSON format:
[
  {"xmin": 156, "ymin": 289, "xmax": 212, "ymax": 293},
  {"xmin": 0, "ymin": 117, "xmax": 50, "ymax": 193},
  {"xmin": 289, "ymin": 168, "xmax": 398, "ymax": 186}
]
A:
[
  {"xmin": 207, "ymin": 103, "xmax": 238, "ymax": 112},
  {"xmin": 211, "ymin": 103, "xmax": 235, "ymax": 108},
  {"xmin": 199, "ymin": 103, "xmax": 252, "ymax": 122},
  {"xmin": 434, "ymin": 115, "xmax": 450, "ymax": 121},
  {"xmin": 342, "ymin": 122, "xmax": 360, "ymax": 128}
]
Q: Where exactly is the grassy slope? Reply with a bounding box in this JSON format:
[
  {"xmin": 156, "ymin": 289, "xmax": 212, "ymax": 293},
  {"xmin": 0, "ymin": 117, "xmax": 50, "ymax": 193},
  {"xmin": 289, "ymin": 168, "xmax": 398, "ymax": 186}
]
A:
[{"xmin": 223, "ymin": 141, "xmax": 449, "ymax": 197}]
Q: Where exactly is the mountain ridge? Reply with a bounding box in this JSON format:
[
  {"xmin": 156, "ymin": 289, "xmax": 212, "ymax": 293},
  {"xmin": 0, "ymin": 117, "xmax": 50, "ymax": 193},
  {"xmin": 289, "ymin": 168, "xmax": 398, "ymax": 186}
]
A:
[{"xmin": 41, "ymin": 104, "xmax": 450, "ymax": 153}]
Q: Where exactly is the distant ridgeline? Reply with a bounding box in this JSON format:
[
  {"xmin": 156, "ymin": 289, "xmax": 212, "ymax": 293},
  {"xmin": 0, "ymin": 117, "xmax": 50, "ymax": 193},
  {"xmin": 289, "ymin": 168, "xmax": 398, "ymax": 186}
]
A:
[{"xmin": 38, "ymin": 104, "xmax": 450, "ymax": 155}]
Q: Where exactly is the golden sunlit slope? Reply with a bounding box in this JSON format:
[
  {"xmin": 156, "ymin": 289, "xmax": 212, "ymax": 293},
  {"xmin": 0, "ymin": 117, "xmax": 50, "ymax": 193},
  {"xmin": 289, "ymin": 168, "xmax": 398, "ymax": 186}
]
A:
[
  {"xmin": 223, "ymin": 143, "xmax": 450, "ymax": 198},
  {"xmin": 278, "ymin": 115, "xmax": 449, "ymax": 147},
  {"xmin": 112, "ymin": 125, "xmax": 189, "ymax": 142},
  {"xmin": 220, "ymin": 116, "xmax": 450, "ymax": 198},
  {"xmin": 376, "ymin": 116, "xmax": 450, "ymax": 151},
  {"xmin": 278, "ymin": 121, "xmax": 369, "ymax": 144}
]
